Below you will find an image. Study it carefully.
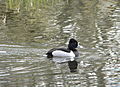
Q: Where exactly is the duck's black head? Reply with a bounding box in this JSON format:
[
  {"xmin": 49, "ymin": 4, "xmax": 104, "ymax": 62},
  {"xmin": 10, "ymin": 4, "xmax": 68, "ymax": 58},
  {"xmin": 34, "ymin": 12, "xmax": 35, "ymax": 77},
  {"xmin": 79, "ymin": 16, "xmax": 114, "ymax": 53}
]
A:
[{"xmin": 68, "ymin": 38, "xmax": 78, "ymax": 50}]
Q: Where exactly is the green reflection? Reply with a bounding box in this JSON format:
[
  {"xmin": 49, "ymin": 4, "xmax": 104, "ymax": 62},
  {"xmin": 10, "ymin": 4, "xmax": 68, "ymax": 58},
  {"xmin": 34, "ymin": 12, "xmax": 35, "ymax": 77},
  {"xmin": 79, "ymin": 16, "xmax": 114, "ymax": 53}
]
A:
[{"xmin": 4, "ymin": 0, "xmax": 63, "ymax": 46}]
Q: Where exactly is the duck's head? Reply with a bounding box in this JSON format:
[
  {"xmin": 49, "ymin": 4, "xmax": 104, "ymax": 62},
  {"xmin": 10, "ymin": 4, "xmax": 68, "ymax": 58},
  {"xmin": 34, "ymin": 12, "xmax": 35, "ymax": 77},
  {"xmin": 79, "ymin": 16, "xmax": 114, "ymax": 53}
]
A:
[{"xmin": 68, "ymin": 38, "xmax": 78, "ymax": 50}]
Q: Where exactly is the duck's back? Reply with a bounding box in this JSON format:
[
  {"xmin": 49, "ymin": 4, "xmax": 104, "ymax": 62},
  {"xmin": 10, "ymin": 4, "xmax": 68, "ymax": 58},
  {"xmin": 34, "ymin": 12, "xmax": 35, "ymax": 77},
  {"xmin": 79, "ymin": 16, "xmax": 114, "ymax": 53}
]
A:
[{"xmin": 46, "ymin": 48, "xmax": 72, "ymax": 58}]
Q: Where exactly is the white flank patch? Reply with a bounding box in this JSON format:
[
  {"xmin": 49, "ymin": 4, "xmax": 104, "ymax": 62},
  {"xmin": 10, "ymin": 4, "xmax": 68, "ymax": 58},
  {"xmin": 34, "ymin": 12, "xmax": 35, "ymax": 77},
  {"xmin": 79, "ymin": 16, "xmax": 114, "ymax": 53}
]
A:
[{"xmin": 52, "ymin": 50, "xmax": 75, "ymax": 57}]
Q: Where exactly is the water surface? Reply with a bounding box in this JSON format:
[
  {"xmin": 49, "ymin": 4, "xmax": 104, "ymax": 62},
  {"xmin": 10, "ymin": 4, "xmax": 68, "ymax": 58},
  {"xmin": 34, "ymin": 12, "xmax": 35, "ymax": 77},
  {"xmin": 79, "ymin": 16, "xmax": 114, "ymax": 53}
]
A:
[{"xmin": 0, "ymin": 0, "xmax": 120, "ymax": 87}]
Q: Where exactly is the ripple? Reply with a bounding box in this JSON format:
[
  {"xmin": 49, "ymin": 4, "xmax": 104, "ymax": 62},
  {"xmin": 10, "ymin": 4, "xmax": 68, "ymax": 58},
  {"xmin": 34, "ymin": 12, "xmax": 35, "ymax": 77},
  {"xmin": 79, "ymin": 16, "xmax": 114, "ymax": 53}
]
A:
[
  {"xmin": 0, "ymin": 44, "xmax": 25, "ymax": 47},
  {"xmin": 0, "ymin": 51, "xmax": 6, "ymax": 54}
]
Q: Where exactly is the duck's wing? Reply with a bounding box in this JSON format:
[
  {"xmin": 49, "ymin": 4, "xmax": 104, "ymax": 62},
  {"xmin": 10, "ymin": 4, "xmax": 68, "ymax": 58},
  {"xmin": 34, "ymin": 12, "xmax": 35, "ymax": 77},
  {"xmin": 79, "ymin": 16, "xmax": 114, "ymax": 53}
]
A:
[
  {"xmin": 56, "ymin": 48, "xmax": 70, "ymax": 52},
  {"xmin": 47, "ymin": 48, "xmax": 70, "ymax": 54},
  {"xmin": 46, "ymin": 48, "xmax": 70, "ymax": 58},
  {"xmin": 46, "ymin": 48, "xmax": 56, "ymax": 57}
]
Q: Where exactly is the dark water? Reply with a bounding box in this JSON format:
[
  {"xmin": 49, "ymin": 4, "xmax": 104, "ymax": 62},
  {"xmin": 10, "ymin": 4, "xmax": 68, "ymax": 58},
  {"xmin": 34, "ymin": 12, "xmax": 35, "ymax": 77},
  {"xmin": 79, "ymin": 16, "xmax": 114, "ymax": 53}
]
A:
[{"xmin": 0, "ymin": 0, "xmax": 120, "ymax": 87}]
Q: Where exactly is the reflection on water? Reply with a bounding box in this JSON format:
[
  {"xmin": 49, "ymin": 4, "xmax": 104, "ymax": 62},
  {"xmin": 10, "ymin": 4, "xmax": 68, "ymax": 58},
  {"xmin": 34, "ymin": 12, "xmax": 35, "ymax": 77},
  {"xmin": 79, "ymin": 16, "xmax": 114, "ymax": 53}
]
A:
[
  {"xmin": 68, "ymin": 60, "xmax": 78, "ymax": 72},
  {"xmin": 0, "ymin": 0, "xmax": 120, "ymax": 87}
]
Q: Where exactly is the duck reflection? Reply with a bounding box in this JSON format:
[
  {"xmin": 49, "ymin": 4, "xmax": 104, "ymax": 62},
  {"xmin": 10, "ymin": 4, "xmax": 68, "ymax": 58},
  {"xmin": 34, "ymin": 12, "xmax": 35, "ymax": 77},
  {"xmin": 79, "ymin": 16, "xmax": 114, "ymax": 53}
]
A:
[
  {"xmin": 50, "ymin": 57, "xmax": 78, "ymax": 72},
  {"xmin": 68, "ymin": 60, "xmax": 78, "ymax": 72}
]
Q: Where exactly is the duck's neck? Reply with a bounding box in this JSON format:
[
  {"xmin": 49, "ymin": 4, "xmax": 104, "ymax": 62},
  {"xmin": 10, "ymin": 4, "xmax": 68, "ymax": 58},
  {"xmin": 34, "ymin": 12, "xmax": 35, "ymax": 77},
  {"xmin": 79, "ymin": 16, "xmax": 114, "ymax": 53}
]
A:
[{"xmin": 67, "ymin": 48, "xmax": 77, "ymax": 51}]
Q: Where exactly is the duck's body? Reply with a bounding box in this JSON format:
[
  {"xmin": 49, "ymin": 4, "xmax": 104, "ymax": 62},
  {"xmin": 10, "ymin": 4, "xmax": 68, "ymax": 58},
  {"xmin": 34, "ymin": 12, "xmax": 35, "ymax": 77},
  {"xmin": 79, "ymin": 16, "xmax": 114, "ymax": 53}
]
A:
[{"xmin": 46, "ymin": 39, "xmax": 79, "ymax": 58}]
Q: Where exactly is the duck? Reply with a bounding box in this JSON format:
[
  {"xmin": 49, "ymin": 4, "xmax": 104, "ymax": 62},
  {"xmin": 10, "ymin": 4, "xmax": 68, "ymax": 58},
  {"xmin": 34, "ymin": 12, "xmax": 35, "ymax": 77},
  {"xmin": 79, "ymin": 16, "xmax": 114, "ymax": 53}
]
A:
[{"xmin": 46, "ymin": 38, "xmax": 79, "ymax": 58}]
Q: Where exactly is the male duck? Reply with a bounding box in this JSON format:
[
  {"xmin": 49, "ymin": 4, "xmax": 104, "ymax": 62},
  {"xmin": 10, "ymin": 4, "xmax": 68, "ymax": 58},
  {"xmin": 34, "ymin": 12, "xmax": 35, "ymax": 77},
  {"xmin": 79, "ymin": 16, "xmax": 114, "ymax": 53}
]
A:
[{"xmin": 46, "ymin": 38, "xmax": 79, "ymax": 58}]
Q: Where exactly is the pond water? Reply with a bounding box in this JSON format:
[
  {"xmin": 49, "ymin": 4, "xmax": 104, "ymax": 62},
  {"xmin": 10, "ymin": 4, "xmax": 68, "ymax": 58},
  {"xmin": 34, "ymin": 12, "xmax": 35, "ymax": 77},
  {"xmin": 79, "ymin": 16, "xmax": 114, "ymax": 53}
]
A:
[{"xmin": 0, "ymin": 0, "xmax": 120, "ymax": 87}]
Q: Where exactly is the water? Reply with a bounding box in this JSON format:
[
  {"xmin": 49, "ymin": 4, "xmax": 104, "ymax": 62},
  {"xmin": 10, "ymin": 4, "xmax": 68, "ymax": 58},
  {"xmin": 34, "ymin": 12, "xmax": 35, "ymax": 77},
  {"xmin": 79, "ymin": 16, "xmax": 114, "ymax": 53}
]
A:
[{"xmin": 0, "ymin": 0, "xmax": 120, "ymax": 87}]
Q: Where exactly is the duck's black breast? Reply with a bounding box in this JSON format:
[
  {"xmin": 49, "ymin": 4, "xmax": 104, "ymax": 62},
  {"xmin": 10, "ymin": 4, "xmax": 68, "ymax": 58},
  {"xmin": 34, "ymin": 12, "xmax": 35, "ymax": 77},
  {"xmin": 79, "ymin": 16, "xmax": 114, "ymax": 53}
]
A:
[
  {"xmin": 72, "ymin": 49, "xmax": 79, "ymax": 57},
  {"xmin": 46, "ymin": 48, "xmax": 70, "ymax": 58}
]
